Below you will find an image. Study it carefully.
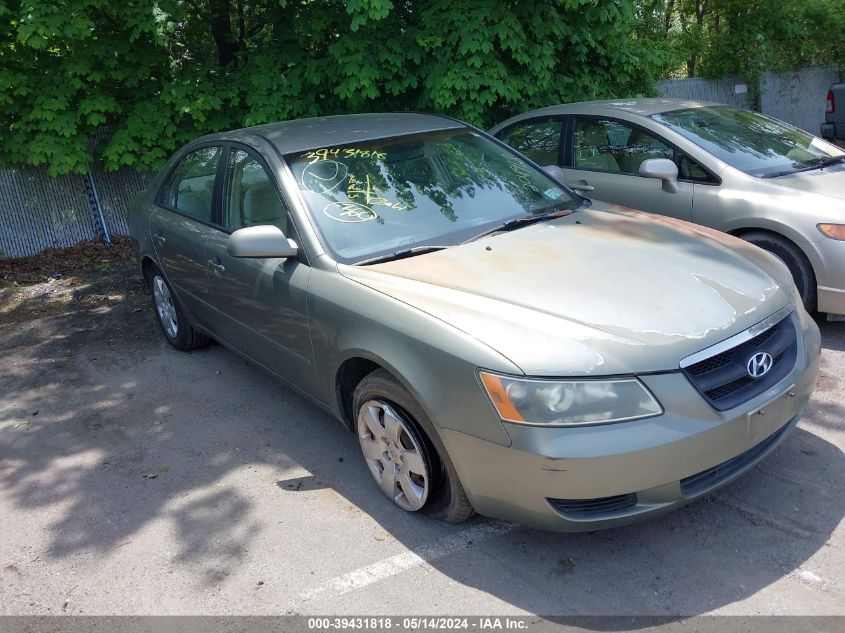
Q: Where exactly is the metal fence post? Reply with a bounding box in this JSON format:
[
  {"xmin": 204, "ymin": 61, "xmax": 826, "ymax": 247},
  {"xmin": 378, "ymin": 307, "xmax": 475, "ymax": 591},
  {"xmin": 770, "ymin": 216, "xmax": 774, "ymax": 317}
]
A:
[{"xmin": 83, "ymin": 165, "xmax": 110, "ymax": 247}]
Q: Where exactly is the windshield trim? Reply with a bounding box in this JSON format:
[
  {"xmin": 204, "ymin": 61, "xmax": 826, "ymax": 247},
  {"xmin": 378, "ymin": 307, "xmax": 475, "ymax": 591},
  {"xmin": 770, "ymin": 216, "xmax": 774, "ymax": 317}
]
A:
[{"xmin": 281, "ymin": 129, "xmax": 585, "ymax": 265}]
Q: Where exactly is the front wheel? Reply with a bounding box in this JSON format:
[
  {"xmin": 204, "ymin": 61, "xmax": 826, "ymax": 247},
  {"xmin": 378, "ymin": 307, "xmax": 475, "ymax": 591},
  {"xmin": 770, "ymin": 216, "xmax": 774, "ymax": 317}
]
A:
[
  {"xmin": 353, "ymin": 369, "xmax": 474, "ymax": 522},
  {"xmin": 741, "ymin": 231, "xmax": 817, "ymax": 312}
]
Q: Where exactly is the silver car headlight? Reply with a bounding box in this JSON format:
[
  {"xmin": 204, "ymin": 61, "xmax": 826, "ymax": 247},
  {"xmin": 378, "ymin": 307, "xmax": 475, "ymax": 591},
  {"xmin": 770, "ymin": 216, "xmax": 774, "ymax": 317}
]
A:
[{"xmin": 479, "ymin": 371, "xmax": 663, "ymax": 427}]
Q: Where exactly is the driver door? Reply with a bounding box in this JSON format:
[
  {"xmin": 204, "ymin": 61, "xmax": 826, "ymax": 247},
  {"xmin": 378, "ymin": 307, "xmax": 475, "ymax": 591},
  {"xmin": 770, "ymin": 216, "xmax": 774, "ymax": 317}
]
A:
[{"xmin": 205, "ymin": 145, "xmax": 316, "ymax": 393}]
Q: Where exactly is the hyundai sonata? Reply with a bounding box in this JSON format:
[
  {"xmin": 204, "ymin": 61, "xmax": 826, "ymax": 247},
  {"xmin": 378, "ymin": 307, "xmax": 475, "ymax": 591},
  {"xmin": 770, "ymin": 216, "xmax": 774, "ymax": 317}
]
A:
[{"xmin": 128, "ymin": 113, "xmax": 820, "ymax": 531}]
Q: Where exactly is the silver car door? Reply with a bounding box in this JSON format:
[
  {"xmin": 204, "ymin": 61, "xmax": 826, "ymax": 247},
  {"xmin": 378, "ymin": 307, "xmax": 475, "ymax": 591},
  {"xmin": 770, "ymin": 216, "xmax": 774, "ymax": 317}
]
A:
[
  {"xmin": 562, "ymin": 116, "xmax": 694, "ymax": 221},
  {"xmin": 204, "ymin": 146, "xmax": 316, "ymax": 393},
  {"xmin": 149, "ymin": 145, "xmax": 223, "ymax": 326}
]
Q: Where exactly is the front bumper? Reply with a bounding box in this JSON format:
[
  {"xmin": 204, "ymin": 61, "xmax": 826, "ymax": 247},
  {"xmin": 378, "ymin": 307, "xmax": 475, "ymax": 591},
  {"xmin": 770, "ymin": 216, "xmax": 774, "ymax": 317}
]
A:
[
  {"xmin": 808, "ymin": 230, "xmax": 845, "ymax": 316},
  {"xmin": 442, "ymin": 313, "xmax": 821, "ymax": 532}
]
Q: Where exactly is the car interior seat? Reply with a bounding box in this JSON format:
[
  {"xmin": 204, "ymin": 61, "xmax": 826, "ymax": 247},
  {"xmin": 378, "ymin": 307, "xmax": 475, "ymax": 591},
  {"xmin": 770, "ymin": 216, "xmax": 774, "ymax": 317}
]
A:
[
  {"xmin": 176, "ymin": 175, "xmax": 215, "ymax": 219},
  {"xmin": 622, "ymin": 129, "xmax": 672, "ymax": 174},
  {"xmin": 575, "ymin": 123, "xmax": 620, "ymax": 172},
  {"xmin": 242, "ymin": 180, "xmax": 288, "ymax": 233}
]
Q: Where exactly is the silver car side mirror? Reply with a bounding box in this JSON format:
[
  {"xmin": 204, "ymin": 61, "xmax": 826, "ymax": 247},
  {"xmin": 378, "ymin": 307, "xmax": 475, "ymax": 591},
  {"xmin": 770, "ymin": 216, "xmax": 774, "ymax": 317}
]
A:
[
  {"xmin": 639, "ymin": 158, "xmax": 680, "ymax": 194},
  {"xmin": 227, "ymin": 225, "xmax": 298, "ymax": 259}
]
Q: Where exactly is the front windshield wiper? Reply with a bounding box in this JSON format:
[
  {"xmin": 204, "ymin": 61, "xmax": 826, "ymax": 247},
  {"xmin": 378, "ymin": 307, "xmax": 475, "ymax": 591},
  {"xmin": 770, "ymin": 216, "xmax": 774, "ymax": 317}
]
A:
[
  {"xmin": 355, "ymin": 245, "xmax": 449, "ymax": 266},
  {"xmin": 762, "ymin": 154, "xmax": 845, "ymax": 179},
  {"xmin": 353, "ymin": 203, "xmax": 583, "ymax": 264},
  {"xmin": 461, "ymin": 207, "xmax": 574, "ymax": 244},
  {"xmin": 809, "ymin": 155, "xmax": 845, "ymax": 169}
]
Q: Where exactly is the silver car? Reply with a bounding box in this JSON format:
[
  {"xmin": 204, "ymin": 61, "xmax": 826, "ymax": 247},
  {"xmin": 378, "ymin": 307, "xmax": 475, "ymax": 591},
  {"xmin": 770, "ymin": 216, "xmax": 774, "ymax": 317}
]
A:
[
  {"xmin": 491, "ymin": 99, "xmax": 845, "ymax": 317},
  {"xmin": 129, "ymin": 113, "xmax": 820, "ymax": 531}
]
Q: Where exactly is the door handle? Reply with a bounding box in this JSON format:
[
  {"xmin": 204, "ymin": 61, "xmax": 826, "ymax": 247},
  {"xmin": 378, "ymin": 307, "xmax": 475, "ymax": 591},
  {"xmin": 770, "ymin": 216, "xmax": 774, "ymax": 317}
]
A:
[
  {"xmin": 153, "ymin": 233, "xmax": 166, "ymax": 245},
  {"xmin": 207, "ymin": 258, "xmax": 226, "ymax": 274},
  {"xmin": 569, "ymin": 182, "xmax": 595, "ymax": 192}
]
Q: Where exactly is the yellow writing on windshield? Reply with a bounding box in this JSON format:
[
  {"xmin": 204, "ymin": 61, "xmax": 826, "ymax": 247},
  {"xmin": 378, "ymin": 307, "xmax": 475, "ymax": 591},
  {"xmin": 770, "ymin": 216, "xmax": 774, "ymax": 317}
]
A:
[
  {"xmin": 323, "ymin": 201, "xmax": 379, "ymax": 223},
  {"xmin": 305, "ymin": 148, "xmax": 388, "ymax": 165},
  {"xmin": 347, "ymin": 174, "xmax": 409, "ymax": 211}
]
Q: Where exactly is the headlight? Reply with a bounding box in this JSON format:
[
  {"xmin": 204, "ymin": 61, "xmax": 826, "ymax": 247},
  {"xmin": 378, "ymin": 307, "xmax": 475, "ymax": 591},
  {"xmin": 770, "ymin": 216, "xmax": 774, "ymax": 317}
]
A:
[
  {"xmin": 479, "ymin": 371, "xmax": 663, "ymax": 427},
  {"xmin": 818, "ymin": 223, "xmax": 845, "ymax": 240}
]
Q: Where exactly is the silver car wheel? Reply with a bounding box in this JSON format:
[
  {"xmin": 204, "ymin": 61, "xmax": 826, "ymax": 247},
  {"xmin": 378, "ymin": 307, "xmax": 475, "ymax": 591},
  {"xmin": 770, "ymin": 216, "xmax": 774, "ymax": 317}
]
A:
[
  {"xmin": 152, "ymin": 274, "xmax": 179, "ymax": 339},
  {"xmin": 357, "ymin": 400, "xmax": 430, "ymax": 511}
]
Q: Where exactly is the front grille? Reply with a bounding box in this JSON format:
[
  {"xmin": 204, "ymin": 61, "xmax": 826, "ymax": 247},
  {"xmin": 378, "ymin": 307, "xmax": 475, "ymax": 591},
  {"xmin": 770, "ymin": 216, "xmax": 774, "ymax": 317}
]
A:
[
  {"xmin": 683, "ymin": 313, "xmax": 797, "ymax": 411},
  {"xmin": 680, "ymin": 418, "xmax": 795, "ymax": 497},
  {"xmin": 548, "ymin": 493, "xmax": 637, "ymax": 519}
]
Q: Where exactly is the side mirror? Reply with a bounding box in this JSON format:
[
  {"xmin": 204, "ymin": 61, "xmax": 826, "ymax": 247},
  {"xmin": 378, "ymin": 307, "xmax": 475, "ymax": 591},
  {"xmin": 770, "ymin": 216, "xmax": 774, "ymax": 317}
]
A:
[
  {"xmin": 639, "ymin": 158, "xmax": 680, "ymax": 193},
  {"xmin": 542, "ymin": 165, "xmax": 566, "ymax": 182},
  {"xmin": 227, "ymin": 225, "xmax": 298, "ymax": 259}
]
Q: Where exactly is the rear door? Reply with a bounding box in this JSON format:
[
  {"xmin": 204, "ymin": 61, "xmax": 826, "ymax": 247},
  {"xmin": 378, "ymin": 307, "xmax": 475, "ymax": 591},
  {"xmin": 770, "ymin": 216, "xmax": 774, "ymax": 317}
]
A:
[
  {"xmin": 562, "ymin": 116, "xmax": 694, "ymax": 221},
  {"xmin": 204, "ymin": 145, "xmax": 316, "ymax": 393},
  {"xmin": 150, "ymin": 145, "xmax": 223, "ymax": 327}
]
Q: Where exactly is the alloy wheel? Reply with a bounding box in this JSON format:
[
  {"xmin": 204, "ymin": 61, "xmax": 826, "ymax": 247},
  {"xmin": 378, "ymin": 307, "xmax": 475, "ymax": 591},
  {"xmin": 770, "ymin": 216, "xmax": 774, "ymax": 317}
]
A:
[
  {"xmin": 357, "ymin": 400, "xmax": 430, "ymax": 511},
  {"xmin": 152, "ymin": 275, "xmax": 179, "ymax": 339}
]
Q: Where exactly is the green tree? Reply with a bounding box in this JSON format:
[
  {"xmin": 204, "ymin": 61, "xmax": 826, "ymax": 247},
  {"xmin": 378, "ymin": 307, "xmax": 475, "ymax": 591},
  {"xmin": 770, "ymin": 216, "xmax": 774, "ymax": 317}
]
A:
[
  {"xmin": 658, "ymin": 0, "xmax": 845, "ymax": 90},
  {"xmin": 0, "ymin": 0, "xmax": 663, "ymax": 175}
]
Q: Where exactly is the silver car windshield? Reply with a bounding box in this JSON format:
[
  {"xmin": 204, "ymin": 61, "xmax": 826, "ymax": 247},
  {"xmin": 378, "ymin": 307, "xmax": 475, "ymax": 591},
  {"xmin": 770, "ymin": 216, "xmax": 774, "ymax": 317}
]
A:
[
  {"xmin": 652, "ymin": 106, "xmax": 845, "ymax": 177},
  {"xmin": 286, "ymin": 130, "xmax": 581, "ymax": 263}
]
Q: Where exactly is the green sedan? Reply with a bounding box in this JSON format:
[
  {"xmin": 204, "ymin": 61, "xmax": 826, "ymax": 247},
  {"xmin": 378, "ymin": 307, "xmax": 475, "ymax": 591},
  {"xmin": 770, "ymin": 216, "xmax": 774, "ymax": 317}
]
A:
[{"xmin": 128, "ymin": 113, "xmax": 820, "ymax": 531}]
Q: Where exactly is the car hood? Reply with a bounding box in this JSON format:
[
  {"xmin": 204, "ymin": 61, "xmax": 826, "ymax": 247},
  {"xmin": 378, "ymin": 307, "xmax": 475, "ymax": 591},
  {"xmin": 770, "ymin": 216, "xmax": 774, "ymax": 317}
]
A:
[
  {"xmin": 771, "ymin": 163, "xmax": 845, "ymax": 200},
  {"xmin": 339, "ymin": 205, "xmax": 793, "ymax": 376}
]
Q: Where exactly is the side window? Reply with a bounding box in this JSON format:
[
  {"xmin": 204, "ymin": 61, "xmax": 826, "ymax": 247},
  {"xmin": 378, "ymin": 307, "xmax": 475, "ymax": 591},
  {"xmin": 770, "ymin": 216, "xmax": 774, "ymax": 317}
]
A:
[
  {"xmin": 157, "ymin": 147, "xmax": 222, "ymax": 222},
  {"xmin": 500, "ymin": 120, "xmax": 563, "ymax": 166},
  {"xmin": 224, "ymin": 149, "xmax": 289, "ymax": 233},
  {"xmin": 157, "ymin": 164, "xmax": 181, "ymax": 208},
  {"xmin": 679, "ymin": 153, "xmax": 717, "ymax": 183},
  {"xmin": 573, "ymin": 118, "xmax": 672, "ymax": 174}
]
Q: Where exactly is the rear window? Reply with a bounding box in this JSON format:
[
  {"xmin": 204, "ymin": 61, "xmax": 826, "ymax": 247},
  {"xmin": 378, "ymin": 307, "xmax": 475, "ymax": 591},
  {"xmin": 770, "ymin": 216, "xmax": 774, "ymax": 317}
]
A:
[{"xmin": 158, "ymin": 147, "xmax": 222, "ymax": 222}]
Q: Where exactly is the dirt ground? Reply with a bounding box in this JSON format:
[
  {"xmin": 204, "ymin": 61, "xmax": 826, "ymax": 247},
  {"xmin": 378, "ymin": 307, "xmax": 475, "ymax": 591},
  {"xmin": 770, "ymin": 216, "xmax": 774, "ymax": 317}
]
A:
[{"xmin": 0, "ymin": 255, "xmax": 843, "ymax": 617}]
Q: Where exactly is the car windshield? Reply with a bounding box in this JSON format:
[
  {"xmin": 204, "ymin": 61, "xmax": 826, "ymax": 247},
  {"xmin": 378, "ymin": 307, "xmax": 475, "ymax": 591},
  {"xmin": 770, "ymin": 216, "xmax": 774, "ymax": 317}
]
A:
[
  {"xmin": 652, "ymin": 106, "xmax": 845, "ymax": 177},
  {"xmin": 286, "ymin": 129, "xmax": 582, "ymax": 263}
]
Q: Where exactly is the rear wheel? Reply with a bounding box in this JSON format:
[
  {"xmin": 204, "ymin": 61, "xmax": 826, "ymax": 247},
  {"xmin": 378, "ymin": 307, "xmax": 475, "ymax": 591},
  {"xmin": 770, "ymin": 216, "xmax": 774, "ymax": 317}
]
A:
[
  {"xmin": 741, "ymin": 231, "xmax": 817, "ymax": 312},
  {"xmin": 147, "ymin": 265, "xmax": 209, "ymax": 352},
  {"xmin": 353, "ymin": 369, "xmax": 474, "ymax": 522}
]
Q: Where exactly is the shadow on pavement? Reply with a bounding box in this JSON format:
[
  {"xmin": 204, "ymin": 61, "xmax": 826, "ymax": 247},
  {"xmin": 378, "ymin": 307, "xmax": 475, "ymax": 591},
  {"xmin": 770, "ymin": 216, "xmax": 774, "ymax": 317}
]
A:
[{"xmin": 0, "ymin": 270, "xmax": 842, "ymax": 617}]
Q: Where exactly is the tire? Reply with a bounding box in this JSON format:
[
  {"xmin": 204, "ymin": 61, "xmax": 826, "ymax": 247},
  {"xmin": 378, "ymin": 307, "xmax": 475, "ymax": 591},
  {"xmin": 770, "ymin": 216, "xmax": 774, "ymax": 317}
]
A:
[
  {"xmin": 353, "ymin": 369, "xmax": 474, "ymax": 523},
  {"xmin": 741, "ymin": 231, "xmax": 817, "ymax": 312},
  {"xmin": 146, "ymin": 264, "xmax": 210, "ymax": 352}
]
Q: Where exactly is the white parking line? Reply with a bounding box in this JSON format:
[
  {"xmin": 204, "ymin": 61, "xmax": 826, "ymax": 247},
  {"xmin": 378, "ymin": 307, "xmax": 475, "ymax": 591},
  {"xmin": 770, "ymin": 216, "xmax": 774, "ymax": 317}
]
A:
[{"xmin": 293, "ymin": 521, "xmax": 515, "ymax": 610}]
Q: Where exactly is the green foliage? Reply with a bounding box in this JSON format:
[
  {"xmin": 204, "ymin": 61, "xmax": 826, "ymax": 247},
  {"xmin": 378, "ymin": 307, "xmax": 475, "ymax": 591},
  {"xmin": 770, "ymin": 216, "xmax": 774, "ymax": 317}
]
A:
[
  {"xmin": 660, "ymin": 0, "xmax": 845, "ymax": 92},
  {"xmin": 0, "ymin": 0, "xmax": 662, "ymax": 174}
]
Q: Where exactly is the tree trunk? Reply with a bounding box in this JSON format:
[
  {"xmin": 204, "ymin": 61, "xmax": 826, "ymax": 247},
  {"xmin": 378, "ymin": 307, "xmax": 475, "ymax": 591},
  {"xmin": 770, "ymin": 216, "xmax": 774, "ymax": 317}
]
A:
[
  {"xmin": 208, "ymin": 0, "xmax": 237, "ymax": 66},
  {"xmin": 663, "ymin": 0, "xmax": 675, "ymax": 32},
  {"xmin": 237, "ymin": 0, "xmax": 246, "ymax": 51}
]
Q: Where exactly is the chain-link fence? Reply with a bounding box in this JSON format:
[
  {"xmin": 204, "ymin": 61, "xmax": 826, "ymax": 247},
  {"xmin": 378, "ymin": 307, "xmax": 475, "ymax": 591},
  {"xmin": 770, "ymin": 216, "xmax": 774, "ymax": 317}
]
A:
[
  {"xmin": 0, "ymin": 165, "xmax": 152, "ymax": 258},
  {"xmin": 657, "ymin": 66, "xmax": 839, "ymax": 133},
  {"xmin": 656, "ymin": 76, "xmax": 753, "ymax": 109},
  {"xmin": 760, "ymin": 67, "xmax": 839, "ymax": 135}
]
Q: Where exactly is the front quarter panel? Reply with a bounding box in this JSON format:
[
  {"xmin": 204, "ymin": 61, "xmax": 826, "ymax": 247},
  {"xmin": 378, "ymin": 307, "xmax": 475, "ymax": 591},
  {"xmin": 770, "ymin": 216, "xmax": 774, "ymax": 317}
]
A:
[{"xmin": 306, "ymin": 264, "xmax": 521, "ymax": 447}]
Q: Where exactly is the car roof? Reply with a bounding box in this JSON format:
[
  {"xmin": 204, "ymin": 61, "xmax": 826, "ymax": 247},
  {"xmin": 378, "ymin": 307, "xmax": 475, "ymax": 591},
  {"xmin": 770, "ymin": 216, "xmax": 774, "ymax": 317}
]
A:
[
  {"xmin": 195, "ymin": 113, "xmax": 467, "ymax": 155},
  {"xmin": 490, "ymin": 98, "xmax": 724, "ymax": 132}
]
